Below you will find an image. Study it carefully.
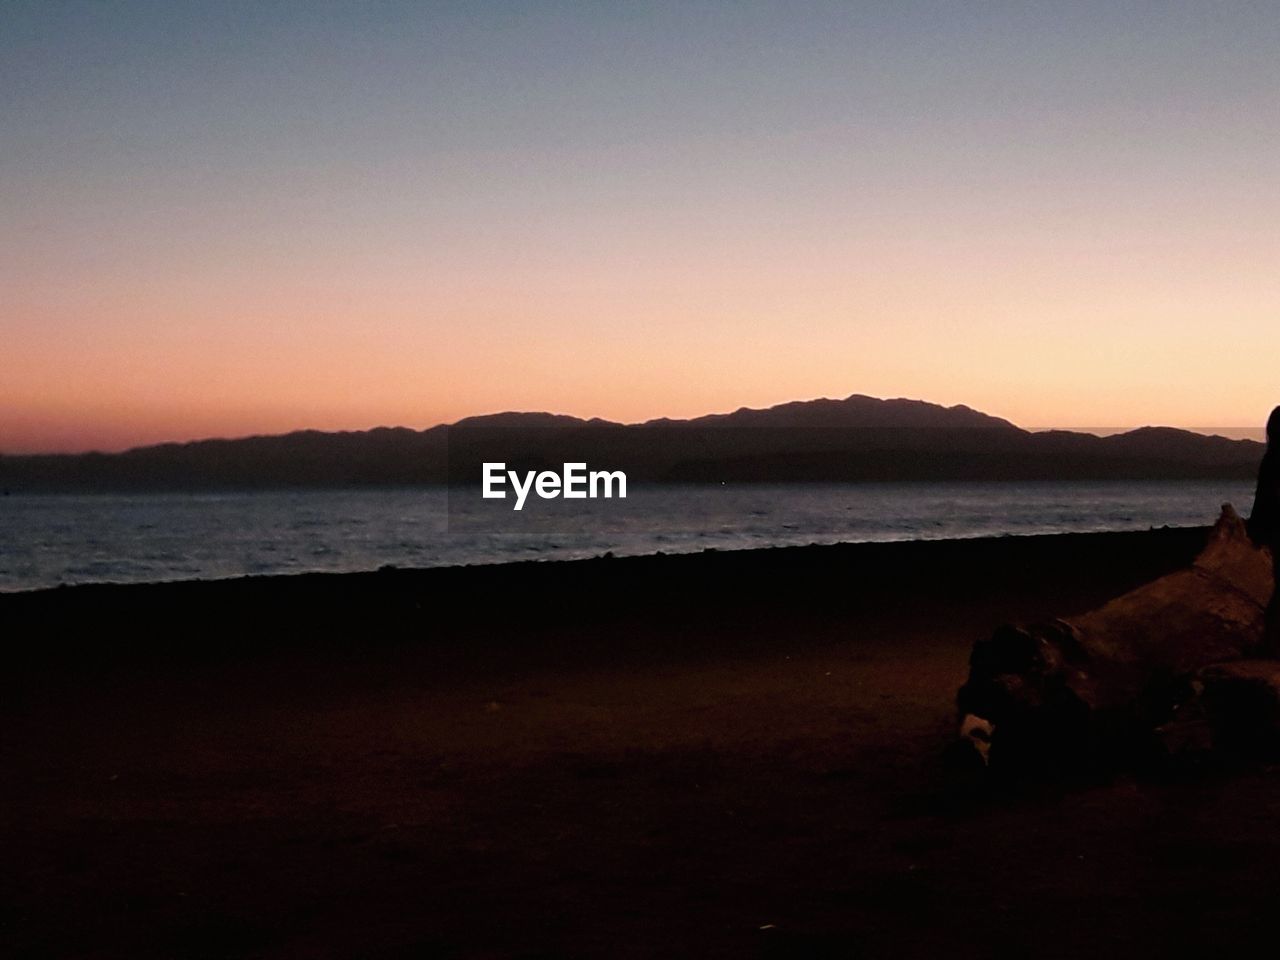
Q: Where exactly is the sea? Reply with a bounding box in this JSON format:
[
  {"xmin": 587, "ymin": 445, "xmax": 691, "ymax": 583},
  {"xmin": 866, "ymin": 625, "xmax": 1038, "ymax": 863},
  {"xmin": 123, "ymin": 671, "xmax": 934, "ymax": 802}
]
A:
[{"xmin": 0, "ymin": 480, "xmax": 1257, "ymax": 593}]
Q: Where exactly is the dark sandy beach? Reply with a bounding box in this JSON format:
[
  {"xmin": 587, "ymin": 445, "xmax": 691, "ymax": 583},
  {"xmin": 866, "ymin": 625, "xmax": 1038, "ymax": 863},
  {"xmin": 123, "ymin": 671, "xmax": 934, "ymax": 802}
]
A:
[{"xmin": 5, "ymin": 528, "xmax": 1280, "ymax": 958}]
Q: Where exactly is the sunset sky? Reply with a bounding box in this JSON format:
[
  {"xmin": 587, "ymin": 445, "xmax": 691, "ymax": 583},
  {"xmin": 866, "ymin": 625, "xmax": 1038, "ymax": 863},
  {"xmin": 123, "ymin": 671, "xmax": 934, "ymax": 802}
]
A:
[{"xmin": 3, "ymin": 1, "xmax": 1278, "ymax": 453}]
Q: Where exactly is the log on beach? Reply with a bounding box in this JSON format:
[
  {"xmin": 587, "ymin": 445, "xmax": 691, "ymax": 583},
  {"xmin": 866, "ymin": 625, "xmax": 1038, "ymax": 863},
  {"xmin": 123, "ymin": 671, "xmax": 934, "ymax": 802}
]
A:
[{"xmin": 957, "ymin": 505, "xmax": 1277, "ymax": 771}]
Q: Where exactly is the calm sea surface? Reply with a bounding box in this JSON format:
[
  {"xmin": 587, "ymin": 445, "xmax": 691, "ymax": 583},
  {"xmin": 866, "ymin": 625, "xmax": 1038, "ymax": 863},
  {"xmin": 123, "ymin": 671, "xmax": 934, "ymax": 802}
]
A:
[{"xmin": 0, "ymin": 481, "xmax": 1256, "ymax": 593}]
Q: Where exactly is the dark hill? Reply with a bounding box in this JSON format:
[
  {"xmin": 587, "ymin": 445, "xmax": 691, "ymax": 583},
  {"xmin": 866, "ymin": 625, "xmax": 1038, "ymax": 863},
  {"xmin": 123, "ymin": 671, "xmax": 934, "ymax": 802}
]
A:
[
  {"xmin": 0, "ymin": 395, "xmax": 1263, "ymax": 491},
  {"xmin": 651, "ymin": 394, "xmax": 1020, "ymax": 432}
]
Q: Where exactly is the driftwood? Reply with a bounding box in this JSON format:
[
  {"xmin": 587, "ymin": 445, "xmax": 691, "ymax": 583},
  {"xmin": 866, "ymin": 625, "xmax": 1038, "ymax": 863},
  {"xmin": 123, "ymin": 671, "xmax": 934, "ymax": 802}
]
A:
[{"xmin": 956, "ymin": 505, "xmax": 1277, "ymax": 772}]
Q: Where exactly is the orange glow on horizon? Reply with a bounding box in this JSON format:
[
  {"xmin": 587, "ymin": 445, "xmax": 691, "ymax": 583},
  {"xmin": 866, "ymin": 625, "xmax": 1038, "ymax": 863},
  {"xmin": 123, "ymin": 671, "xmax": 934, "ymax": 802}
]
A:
[{"xmin": 5, "ymin": 225, "xmax": 1278, "ymax": 454}]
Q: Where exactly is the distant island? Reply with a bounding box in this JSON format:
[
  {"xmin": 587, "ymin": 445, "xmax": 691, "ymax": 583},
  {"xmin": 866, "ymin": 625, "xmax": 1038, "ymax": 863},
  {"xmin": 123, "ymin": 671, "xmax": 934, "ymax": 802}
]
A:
[{"xmin": 0, "ymin": 395, "xmax": 1264, "ymax": 491}]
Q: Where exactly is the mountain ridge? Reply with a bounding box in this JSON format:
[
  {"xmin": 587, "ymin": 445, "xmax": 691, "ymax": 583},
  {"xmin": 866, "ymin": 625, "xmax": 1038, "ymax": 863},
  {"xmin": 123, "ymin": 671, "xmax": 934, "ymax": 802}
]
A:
[{"xmin": 0, "ymin": 394, "xmax": 1264, "ymax": 491}]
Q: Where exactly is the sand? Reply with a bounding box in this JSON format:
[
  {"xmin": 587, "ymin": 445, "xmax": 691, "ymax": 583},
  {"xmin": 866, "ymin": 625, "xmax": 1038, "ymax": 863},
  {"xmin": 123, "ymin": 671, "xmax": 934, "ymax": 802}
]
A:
[{"xmin": 6, "ymin": 527, "xmax": 1280, "ymax": 958}]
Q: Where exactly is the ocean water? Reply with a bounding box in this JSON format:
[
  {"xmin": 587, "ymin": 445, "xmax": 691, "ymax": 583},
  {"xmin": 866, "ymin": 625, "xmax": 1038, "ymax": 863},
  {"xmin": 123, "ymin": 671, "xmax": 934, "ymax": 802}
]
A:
[{"xmin": 0, "ymin": 481, "xmax": 1257, "ymax": 593}]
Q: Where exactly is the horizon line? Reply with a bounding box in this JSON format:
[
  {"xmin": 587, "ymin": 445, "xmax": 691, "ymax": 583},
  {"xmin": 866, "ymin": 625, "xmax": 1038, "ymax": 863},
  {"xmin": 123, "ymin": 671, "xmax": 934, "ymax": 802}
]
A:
[{"xmin": 3, "ymin": 402, "xmax": 1269, "ymax": 459}]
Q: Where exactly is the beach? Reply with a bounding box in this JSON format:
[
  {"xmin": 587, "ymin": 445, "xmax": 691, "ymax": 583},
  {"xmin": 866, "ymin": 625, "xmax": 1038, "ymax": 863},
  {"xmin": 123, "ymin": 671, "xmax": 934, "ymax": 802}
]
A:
[{"xmin": 6, "ymin": 527, "xmax": 1280, "ymax": 958}]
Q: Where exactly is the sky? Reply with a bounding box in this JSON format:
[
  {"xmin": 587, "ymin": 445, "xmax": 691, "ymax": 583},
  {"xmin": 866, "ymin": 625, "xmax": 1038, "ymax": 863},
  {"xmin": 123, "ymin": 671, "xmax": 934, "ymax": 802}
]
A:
[{"xmin": 3, "ymin": 1, "xmax": 1278, "ymax": 453}]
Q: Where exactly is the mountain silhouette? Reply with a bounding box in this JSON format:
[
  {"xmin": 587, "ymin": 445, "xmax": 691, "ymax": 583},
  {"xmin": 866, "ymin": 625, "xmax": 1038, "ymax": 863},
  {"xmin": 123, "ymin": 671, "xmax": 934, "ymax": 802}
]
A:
[
  {"xmin": 648, "ymin": 395, "xmax": 1018, "ymax": 431},
  {"xmin": 0, "ymin": 395, "xmax": 1263, "ymax": 491}
]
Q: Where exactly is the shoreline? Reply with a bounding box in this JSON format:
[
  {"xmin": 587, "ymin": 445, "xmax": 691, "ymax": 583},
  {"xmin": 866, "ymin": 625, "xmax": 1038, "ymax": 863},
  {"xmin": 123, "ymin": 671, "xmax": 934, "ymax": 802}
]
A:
[
  {"xmin": 2, "ymin": 522, "xmax": 1212, "ymax": 597},
  {"xmin": 3, "ymin": 525, "xmax": 1209, "ymax": 671}
]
